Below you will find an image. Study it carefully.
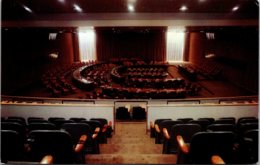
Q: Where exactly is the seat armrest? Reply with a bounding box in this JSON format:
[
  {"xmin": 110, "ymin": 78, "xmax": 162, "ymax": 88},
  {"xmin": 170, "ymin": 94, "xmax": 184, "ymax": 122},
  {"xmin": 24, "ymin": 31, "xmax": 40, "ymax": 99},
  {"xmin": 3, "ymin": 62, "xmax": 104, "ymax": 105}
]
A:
[
  {"xmin": 155, "ymin": 124, "xmax": 160, "ymax": 133},
  {"xmin": 163, "ymin": 128, "xmax": 170, "ymax": 140},
  {"xmin": 176, "ymin": 135, "xmax": 189, "ymax": 154},
  {"xmin": 108, "ymin": 121, "xmax": 112, "ymax": 127},
  {"xmin": 74, "ymin": 135, "xmax": 87, "ymax": 153},
  {"xmin": 211, "ymin": 155, "xmax": 225, "ymax": 164},
  {"xmin": 94, "ymin": 127, "xmax": 100, "ymax": 134},
  {"xmin": 150, "ymin": 121, "xmax": 155, "ymax": 129},
  {"xmin": 40, "ymin": 155, "xmax": 53, "ymax": 164}
]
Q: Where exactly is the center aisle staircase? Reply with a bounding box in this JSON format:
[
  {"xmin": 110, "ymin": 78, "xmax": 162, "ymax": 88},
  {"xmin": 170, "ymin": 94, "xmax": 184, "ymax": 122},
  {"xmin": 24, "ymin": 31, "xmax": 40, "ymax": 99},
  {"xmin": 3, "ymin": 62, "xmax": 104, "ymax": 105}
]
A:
[{"xmin": 86, "ymin": 122, "xmax": 177, "ymax": 164}]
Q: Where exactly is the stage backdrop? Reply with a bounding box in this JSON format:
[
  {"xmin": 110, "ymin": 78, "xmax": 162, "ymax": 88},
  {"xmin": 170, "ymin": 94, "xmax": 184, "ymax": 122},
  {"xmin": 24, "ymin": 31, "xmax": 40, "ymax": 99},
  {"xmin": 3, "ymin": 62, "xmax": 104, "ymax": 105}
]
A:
[{"xmin": 96, "ymin": 27, "xmax": 166, "ymax": 62}]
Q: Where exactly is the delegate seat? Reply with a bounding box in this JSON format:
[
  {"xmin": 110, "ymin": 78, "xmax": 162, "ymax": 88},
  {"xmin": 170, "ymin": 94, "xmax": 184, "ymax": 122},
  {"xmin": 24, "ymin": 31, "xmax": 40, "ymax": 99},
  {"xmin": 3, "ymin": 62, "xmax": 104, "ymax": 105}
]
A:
[
  {"xmin": 163, "ymin": 123, "xmax": 201, "ymax": 154},
  {"xmin": 27, "ymin": 130, "xmax": 86, "ymax": 164},
  {"xmin": 176, "ymin": 131, "xmax": 235, "ymax": 164}
]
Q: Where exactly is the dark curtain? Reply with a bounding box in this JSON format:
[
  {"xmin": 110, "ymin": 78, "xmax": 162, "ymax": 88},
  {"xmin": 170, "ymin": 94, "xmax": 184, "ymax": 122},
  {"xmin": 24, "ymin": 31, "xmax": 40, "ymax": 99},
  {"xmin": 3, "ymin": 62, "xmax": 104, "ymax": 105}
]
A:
[{"xmin": 96, "ymin": 27, "xmax": 166, "ymax": 62}]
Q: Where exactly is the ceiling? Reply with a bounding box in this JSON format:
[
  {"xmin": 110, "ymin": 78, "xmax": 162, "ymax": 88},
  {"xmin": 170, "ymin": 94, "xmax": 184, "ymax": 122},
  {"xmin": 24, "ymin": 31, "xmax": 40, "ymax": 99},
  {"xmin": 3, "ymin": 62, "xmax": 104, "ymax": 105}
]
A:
[{"xmin": 2, "ymin": 0, "xmax": 259, "ymax": 27}]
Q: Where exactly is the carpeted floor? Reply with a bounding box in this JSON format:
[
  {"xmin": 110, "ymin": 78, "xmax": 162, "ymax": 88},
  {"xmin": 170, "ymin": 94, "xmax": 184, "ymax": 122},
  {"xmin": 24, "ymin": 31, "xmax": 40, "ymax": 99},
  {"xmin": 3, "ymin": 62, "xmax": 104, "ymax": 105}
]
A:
[{"xmin": 85, "ymin": 122, "xmax": 177, "ymax": 164}]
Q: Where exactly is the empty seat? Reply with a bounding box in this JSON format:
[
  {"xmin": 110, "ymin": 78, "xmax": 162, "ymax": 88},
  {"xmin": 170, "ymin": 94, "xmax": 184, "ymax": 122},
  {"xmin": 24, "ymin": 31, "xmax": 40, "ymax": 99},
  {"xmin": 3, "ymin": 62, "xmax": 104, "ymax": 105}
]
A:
[
  {"xmin": 28, "ymin": 123, "xmax": 57, "ymax": 132},
  {"xmin": 150, "ymin": 118, "xmax": 171, "ymax": 138},
  {"xmin": 207, "ymin": 124, "xmax": 236, "ymax": 132},
  {"xmin": 116, "ymin": 107, "xmax": 130, "ymax": 120},
  {"xmin": 238, "ymin": 129, "xmax": 258, "ymax": 164},
  {"xmin": 1, "ymin": 130, "xmax": 27, "ymax": 163},
  {"xmin": 27, "ymin": 117, "xmax": 45, "ymax": 124},
  {"xmin": 48, "ymin": 117, "xmax": 65, "ymax": 123},
  {"xmin": 132, "ymin": 107, "xmax": 146, "ymax": 120},
  {"xmin": 177, "ymin": 131, "xmax": 235, "ymax": 164},
  {"xmin": 61, "ymin": 123, "xmax": 99, "ymax": 154},
  {"xmin": 163, "ymin": 123, "xmax": 201, "ymax": 154},
  {"xmin": 90, "ymin": 118, "xmax": 113, "ymax": 138},
  {"xmin": 81, "ymin": 120, "xmax": 106, "ymax": 144},
  {"xmin": 177, "ymin": 118, "xmax": 193, "ymax": 123},
  {"xmin": 1, "ymin": 122, "xmax": 27, "ymax": 142},
  {"xmin": 213, "ymin": 119, "xmax": 236, "ymax": 125},
  {"xmin": 7, "ymin": 117, "xmax": 26, "ymax": 126},
  {"xmin": 69, "ymin": 117, "xmax": 87, "ymax": 122},
  {"xmin": 198, "ymin": 118, "xmax": 215, "ymax": 124},
  {"xmin": 51, "ymin": 119, "xmax": 74, "ymax": 129},
  {"xmin": 28, "ymin": 130, "xmax": 86, "ymax": 164},
  {"xmin": 189, "ymin": 119, "xmax": 211, "ymax": 131}
]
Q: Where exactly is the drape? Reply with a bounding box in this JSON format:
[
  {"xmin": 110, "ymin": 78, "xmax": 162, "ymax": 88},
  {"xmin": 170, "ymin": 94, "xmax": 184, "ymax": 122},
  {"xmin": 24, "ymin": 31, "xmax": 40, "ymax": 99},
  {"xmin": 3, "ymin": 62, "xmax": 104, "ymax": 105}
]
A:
[
  {"xmin": 96, "ymin": 27, "xmax": 166, "ymax": 62},
  {"xmin": 78, "ymin": 27, "xmax": 96, "ymax": 61},
  {"xmin": 166, "ymin": 27, "xmax": 186, "ymax": 62}
]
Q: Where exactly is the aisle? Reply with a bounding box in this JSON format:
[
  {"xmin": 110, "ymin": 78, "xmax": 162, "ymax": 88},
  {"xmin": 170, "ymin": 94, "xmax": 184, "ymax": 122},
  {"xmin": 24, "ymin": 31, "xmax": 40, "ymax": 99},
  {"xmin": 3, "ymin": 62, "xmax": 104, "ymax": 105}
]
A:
[{"xmin": 86, "ymin": 122, "xmax": 177, "ymax": 164}]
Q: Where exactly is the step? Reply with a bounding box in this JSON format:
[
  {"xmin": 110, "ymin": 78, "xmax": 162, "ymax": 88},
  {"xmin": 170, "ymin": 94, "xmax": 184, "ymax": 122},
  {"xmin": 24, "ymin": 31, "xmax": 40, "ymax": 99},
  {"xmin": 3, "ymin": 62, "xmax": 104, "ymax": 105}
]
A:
[
  {"xmin": 99, "ymin": 144, "xmax": 163, "ymax": 154},
  {"xmin": 86, "ymin": 154, "xmax": 177, "ymax": 164},
  {"xmin": 107, "ymin": 137, "xmax": 155, "ymax": 144}
]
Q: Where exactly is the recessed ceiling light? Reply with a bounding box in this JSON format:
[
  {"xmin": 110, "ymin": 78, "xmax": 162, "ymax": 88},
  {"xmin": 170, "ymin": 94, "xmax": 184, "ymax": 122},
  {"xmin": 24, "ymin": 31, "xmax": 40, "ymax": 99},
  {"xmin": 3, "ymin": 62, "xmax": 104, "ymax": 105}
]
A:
[
  {"xmin": 198, "ymin": 0, "xmax": 206, "ymax": 2},
  {"xmin": 23, "ymin": 5, "xmax": 33, "ymax": 13},
  {"xmin": 73, "ymin": 4, "xmax": 83, "ymax": 12},
  {"xmin": 128, "ymin": 4, "xmax": 135, "ymax": 12},
  {"xmin": 232, "ymin": 5, "xmax": 239, "ymax": 11},
  {"xmin": 58, "ymin": 0, "xmax": 65, "ymax": 3},
  {"xmin": 179, "ymin": 5, "xmax": 188, "ymax": 11}
]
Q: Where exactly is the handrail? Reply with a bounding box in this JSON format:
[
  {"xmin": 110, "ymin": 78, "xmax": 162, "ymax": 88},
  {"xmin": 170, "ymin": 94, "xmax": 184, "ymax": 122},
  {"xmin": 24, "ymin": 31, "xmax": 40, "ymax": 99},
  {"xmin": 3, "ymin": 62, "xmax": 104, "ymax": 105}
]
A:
[{"xmin": 1, "ymin": 95, "xmax": 258, "ymax": 105}]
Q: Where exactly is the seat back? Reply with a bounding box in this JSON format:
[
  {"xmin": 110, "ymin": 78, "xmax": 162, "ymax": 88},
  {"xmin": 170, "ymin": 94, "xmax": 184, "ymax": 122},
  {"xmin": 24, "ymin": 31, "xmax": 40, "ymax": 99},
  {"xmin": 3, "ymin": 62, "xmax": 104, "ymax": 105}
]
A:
[
  {"xmin": 240, "ymin": 129, "xmax": 258, "ymax": 163},
  {"xmin": 1, "ymin": 130, "xmax": 25, "ymax": 163},
  {"xmin": 207, "ymin": 124, "xmax": 236, "ymax": 132},
  {"xmin": 116, "ymin": 107, "xmax": 130, "ymax": 120},
  {"xmin": 80, "ymin": 120, "xmax": 102, "ymax": 134},
  {"xmin": 177, "ymin": 118, "xmax": 193, "ymax": 123},
  {"xmin": 157, "ymin": 120, "xmax": 182, "ymax": 144},
  {"xmin": 198, "ymin": 118, "xmax": 215, "ymax": 124},
  {"xmin": 189, "ymin": 132, "xmax": 235, "ymax": 164},
  {"xmin": 189, "ymin": 119, "xmax": 211, "ymax": 131},
  {"xmin": 168, "ymin": 124, "xmax": 201, "ymax": 154},
  {"xmin": 51, "ymin": 119, "xmax": 74, "ymax": 129},
  {"xmin": 132, "ymin": 106, "xmax": 146, "ymax": 120},
  {"xmin": 69, "ymin": 117, "xmax": 87, "ymax": 122},
  {"xmin": 7, "ymin": 117, "xmax": 26, "ymax": 126},
  {"xmin": 213, "ymin": 119, "xmax": 236, "ymax": 125},
  {"xmin": 27, "ymin": 117, "xmax": 45, "ymax": 124},
  {"xmin": 61, "ymin": 123, "xmax": 91, "ymax": 144},
  {"xmin": 1, "ymin": 122, "xmax": 27, "ymax": 142},
  {"xmin": 28, "ymin": 123, "xmax": 57, "ymax": 132},
  {"xmin": 28, "ymin": 130, "xmax": 75, "ymax": 164}
]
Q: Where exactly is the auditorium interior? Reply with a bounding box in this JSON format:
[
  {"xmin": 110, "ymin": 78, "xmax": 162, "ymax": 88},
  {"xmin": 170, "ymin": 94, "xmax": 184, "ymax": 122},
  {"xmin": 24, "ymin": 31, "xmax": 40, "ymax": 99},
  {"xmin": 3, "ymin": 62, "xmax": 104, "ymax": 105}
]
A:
[{"xmin": 1, "ymin": 0, "xmax": 259, "ymax": 164}]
